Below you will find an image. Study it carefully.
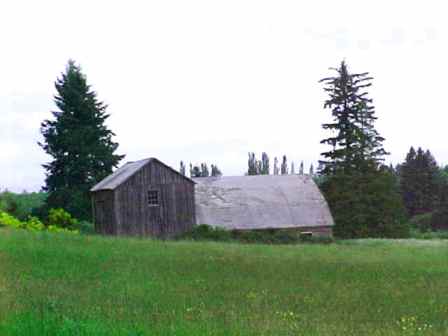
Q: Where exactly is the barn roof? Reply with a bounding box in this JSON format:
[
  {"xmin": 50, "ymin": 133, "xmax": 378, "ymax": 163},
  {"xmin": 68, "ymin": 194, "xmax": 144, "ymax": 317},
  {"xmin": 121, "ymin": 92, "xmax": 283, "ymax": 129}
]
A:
[
  {"xmin": 91, "ymin": 158, "xmax": 194, "ymax": 192},
  {"xmin": 193, "ymin": 175, "xmax": 334, "ymax": 230}
]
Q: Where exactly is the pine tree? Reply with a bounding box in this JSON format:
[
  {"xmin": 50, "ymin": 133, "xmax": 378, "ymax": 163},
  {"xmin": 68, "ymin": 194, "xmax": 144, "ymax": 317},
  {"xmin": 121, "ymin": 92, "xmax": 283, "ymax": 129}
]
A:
[
  {"xmin": 39, "ymin": 60, "xmax": 124, "ymax": 220},
  {"xmin": 299, "ymin": 161, "xmax": 304, "ymax": 175},
  {"xmin": 290, "ymin": 162, "xmax": 295, "ymax": 175},
  {"xmin": 319, "ymin": 61, "xmax": 387, "ymax": 175}
]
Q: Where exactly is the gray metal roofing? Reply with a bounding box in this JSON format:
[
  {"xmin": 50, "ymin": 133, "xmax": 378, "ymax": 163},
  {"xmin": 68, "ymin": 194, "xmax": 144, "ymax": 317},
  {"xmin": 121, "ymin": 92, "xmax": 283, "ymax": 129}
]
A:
[
  {"xmin": 193, "ymin": 174, "xmax": 334, "ymax": 230},
  {"xmin": 91, "ymin": 158, "xmax": 194, "ymax": 192}
]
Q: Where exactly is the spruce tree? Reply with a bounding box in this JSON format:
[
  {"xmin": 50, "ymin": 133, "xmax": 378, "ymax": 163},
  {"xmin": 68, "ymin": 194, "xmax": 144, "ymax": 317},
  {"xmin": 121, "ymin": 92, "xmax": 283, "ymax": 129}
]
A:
[
  {"xmin": 39, "ymin": 60, "xmax": 124, "ymax": 220},
  {"xmin": 290, "ymin": 162, "xmax": 295, "ymax": 175},
  {"xmin": 319, "ymin": 61, "xmax": 407, "ymax": 238},
  {"xmin": 319, "ymin": 61, "xmax": 387, "ymax": 174},
  {"xmin": 399, "ymin": 147, "xmax": 439, "ymax": 216}
]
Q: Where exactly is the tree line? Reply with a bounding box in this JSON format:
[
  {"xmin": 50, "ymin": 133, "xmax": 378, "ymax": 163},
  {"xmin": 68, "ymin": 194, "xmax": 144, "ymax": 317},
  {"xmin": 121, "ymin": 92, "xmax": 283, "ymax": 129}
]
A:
[{"xmin": 35, "ymin": 59, "xmax": 448, "ymax": 237}]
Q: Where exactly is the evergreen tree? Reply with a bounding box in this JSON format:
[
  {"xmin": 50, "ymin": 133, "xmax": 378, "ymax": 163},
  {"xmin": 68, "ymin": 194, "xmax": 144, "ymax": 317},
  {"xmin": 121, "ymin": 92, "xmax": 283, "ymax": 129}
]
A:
[
  {"xmin": 39, "ymin": 60, "xmax": 124, "ymax": 220},
  {"xmin": 319, "ymin": 61, "xmax": 406, "ymax": 238},
  {"xmin": 321, "ymin": 167, "xmax": 408, "ymax": 238},
  {"xmin": 319, "ymin": 61, "xmax": 387, "ymax": 175},
  {"xmin": 299, "ymin": 161, "xmax": 304, "ymax": 175},
  {"xmin": 281, "ymin": 155, "xmax": 288, "ymax": 175},
  {"xmin": 189, "ymin": 163, "xmax": 194, "ymax": 178},
  {"xmin": 399, "ymin": 147, "xmax": 439, "ymax": 216},
  {"xmin": 290, "ymin": 162, "xmax": 295, "ymax": 175}
]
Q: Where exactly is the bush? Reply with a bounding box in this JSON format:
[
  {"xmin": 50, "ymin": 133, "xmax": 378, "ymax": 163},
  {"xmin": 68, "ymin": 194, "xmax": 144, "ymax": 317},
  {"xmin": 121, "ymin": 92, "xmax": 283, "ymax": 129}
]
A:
[
  {"xmin": 409, "ymin": 213, "xmax": 433, "ymax": 232},
  {"xmin": 47, "ymin": 208, "xmax": 79, "ymax": 230},
  {"xmin": 0, "ymin": 211, "xmax": 77, "ymax": 234},
  {"xmin": 179, "ymin": 225, "xmax": 333, "ymax": 245},
  {"xmin": 77, "ymin": 220, "xmax": 95, "ymax": 234},
  {"xmin": 179, "ymin": 224, "xmax": 232, "ymax": 242}
]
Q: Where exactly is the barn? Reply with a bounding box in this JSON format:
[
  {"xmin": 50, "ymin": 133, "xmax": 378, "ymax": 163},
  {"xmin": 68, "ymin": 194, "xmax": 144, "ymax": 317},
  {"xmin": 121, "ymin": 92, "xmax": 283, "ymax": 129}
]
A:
[
  {"xmin": 193, "ymin": 175, "xmax": 334, "ymax": 237},
  {"xmin": 90, "ymin": 158, "xmax": 196, "ymax": 237}
]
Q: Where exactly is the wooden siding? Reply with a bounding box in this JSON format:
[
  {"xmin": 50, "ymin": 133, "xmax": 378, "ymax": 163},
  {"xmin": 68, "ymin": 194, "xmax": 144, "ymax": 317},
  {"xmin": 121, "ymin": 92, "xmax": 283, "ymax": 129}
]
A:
[
  {"xmin": 108, "ymin": 160, "xmax": 195, "ymax": 237},
  {"xmin": 92, "ymin": 190, "xmax": 116, "ymax": 234}
]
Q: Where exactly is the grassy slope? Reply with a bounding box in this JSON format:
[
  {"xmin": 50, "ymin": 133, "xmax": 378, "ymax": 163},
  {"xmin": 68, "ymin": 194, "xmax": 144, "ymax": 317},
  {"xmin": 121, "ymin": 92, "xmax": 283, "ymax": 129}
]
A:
[{"xmin": 1, "ymin": 229, "xmax": 448, "ymax": 335}]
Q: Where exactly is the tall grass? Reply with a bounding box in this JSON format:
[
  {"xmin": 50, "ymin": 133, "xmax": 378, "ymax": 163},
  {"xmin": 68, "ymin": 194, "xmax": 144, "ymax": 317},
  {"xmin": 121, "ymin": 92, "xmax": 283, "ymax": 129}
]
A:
[{"xmin": 1, "ymin": 228, "xmax": 448, "ymax": 335}]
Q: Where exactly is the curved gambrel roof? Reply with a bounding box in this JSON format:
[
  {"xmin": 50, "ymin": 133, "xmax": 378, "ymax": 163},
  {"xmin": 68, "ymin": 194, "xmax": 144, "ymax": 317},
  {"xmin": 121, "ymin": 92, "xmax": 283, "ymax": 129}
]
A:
[{"xmin": 193, "ymin": 175, "xmax": 334, "ymax": 230}]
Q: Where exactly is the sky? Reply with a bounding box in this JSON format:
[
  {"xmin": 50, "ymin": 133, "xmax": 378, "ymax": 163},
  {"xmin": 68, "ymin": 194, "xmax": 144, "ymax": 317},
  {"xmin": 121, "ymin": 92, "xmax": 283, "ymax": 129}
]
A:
[{"xmin": 0, "ymin": 0, "xmax": 447, "ymax": 192}]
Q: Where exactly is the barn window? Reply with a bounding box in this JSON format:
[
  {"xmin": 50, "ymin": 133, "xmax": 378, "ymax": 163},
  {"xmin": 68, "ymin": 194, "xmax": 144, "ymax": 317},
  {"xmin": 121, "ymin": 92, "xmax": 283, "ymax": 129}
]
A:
[{"xmin": 148, "ymin": 190, "xmax": 159, "ymax": 206}]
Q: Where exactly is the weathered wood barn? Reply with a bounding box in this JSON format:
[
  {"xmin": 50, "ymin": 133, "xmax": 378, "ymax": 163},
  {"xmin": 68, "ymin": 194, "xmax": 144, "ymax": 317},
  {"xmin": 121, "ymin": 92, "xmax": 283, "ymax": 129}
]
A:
[
  {"xmin": 90, "ymin": 158, "xmax": 195, "ymax": 237},
  {"xmin": 194, "ymin": 175, "xmax": 334, "ymax": 237}
]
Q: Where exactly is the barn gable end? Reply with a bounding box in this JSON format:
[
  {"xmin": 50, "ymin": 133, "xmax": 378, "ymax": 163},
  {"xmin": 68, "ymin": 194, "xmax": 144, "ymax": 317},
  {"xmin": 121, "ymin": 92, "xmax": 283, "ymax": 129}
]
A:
[{"xmin": 91, "ymin": 158, "xmax": 195, "ymax": 237}]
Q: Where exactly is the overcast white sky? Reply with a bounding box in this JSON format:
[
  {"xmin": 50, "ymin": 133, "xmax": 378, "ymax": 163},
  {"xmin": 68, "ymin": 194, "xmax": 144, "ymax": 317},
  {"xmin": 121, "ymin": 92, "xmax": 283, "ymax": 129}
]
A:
[{"xmin": 0, "ymin": 0, "xmax": 447, "ymax": 191}]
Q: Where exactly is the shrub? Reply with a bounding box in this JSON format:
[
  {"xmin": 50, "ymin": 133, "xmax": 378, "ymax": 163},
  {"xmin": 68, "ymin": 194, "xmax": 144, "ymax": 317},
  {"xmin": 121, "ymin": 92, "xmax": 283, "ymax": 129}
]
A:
[
  {"xmin": 179, "ymin": 225, "xmax": 333, "ymax": 245},
  {"xmin": 47, "ymin": 208, "xmax": 79, "ymax": 230},
  {"xmin": 0, "ymin": 211, "xmax": 78, "ymax": 234},
  {"xmin": 77, "ymin": 220, "xmax": 95, "ymax": 234},
  {"xmin": 409, "ymin": 213, "xmax": 433, "ymax": 232},
  {"xmin": 179, "ymin": 224, "xmax": 232, "ymax": 242},
  {"xmin": 0, "ymin": 212, "xmax": 23, "ymax": 229}
]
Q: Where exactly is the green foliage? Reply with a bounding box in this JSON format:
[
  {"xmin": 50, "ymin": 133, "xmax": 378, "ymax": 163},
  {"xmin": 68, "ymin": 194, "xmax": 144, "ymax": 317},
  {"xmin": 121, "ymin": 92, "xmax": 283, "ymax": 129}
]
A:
[
  {"xmin": 1, "ymin": 231, "xmax": 448, "ymax": 335},
  {"xmin": 179, "ymin": 224, "xmax": 233, "ymax": 241},
  {"xmin": 77, "ymin": 220, "xmax": 95, "ymax": 234},
  {"xmin": 47, "ymin": 208, "xmax": 79, "ymax": 230},
  {"xmin": 409, "ymin": 229, "xmax": 448, "ymax": 239},
  {"xmin": 319, "ymin": 61, "xmax": 387, "ymax": 175},
  {"xmin": 321, "ymin": 168, "xmax": 409, "ymax": 239},
  {"xmin": 0, "ymin": 191, "xmax": 46, "ymax": 221},
  {"xmin": 39, "ymin": 60, "xmax": 124, "ymax": 221},
  {"xmin": 431, "ymin": 183, "xmax": 448, "ymax": 231},
  {"xmin": 0, "ymin": 212, "xmax": 77, "ymax": 234},
  {"xmin": 399, "ymin": 147, "xmax": 439, "ymax": 216},
  {"xmin": 179, "ymin": 225, "xmax": 333, "ymax": 245},
  {"xmin": 409, "ymin": 213, "xmax": 433, "ymax": 232}
]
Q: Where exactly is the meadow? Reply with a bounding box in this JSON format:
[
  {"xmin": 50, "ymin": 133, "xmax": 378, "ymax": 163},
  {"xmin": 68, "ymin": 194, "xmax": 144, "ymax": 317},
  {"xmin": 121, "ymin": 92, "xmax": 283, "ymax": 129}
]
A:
[{"xmin": 1, "ymin": 228, "xmax": 448, "ymax": 335}]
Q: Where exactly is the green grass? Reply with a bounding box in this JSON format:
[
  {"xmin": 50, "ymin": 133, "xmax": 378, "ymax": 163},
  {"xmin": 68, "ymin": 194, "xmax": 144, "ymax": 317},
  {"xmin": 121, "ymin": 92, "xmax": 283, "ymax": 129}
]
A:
[{"xmin": 1, "ymin": 228, "xmax": 448, "ymax": 335}]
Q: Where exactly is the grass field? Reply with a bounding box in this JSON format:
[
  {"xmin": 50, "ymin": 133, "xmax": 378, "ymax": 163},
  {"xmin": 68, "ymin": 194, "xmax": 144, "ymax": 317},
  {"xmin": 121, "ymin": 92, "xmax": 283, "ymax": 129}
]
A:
[{"xmin": 1, "ymin": 228, "xmax": 448, "ymax": 335}]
